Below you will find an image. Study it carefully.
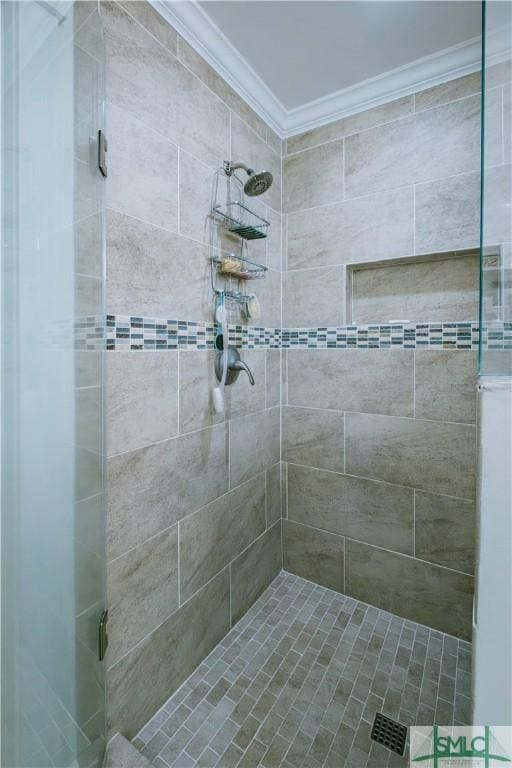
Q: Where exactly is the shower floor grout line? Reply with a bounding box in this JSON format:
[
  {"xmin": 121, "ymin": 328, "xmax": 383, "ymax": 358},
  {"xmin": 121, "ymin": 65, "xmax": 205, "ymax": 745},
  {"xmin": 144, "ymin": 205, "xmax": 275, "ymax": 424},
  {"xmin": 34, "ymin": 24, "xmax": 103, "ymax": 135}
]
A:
[{"xmin": 135, "ymin": 572, "xmax": 472, "ymax": 768}]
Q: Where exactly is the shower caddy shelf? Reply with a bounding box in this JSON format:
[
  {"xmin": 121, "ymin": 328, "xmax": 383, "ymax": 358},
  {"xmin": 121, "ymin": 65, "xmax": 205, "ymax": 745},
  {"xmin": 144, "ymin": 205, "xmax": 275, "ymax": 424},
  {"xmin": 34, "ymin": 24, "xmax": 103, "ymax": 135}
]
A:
[
  {"xmin": 209, "ymin": 165, "xmax": 269, "ymax": 305},
  {"xmin": 212, "ymin": 201, "xmax": 270, "ymax": 240}
]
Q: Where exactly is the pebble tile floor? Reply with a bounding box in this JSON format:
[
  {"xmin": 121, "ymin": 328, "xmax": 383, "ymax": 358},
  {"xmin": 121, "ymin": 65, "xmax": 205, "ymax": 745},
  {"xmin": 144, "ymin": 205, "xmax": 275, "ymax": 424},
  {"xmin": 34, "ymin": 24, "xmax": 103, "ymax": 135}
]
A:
[{"xmin": 133, "ymin": 573, "xmax": 472, "ymax": 768}]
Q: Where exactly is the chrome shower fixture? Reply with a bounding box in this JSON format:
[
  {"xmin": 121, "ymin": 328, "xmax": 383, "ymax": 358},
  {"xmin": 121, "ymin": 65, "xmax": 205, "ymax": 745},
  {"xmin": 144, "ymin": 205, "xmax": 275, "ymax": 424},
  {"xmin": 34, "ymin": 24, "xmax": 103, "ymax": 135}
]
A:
[{"xmin": 223, "ymin": 160, "xmax": 273, "ymax": 197}]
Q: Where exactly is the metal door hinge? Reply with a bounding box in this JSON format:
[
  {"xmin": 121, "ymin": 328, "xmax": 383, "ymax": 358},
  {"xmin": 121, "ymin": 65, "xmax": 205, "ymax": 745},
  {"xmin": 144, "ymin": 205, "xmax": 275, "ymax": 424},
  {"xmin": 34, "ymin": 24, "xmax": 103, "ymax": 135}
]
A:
[
  {"xmin": 99, "ymin": 609, "xmax": 109, "ymax": 661},
  {"xmin": 98, "ymin": 130, "xmax": 108, "ymax": 177}
]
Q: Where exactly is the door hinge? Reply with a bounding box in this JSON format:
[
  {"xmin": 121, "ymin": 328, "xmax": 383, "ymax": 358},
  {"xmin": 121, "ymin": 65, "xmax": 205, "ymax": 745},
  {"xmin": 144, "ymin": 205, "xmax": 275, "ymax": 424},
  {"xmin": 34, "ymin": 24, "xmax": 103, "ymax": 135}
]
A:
[
  {"xmin": 99, "ymin": 609, "xmax": 109, "ymax": 661},
  {"xmin": 98, "ymin": 130, "xmax": 108, "ymax": 177}
]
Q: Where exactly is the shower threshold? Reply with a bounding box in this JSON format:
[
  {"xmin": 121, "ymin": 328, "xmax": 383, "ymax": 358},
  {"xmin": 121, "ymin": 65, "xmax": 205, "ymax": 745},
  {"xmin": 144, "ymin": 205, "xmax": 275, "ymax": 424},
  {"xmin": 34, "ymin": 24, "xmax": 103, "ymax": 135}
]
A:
[{"xmin": 133, "ymin": 573, "xmax": 471, "ymax": 768}]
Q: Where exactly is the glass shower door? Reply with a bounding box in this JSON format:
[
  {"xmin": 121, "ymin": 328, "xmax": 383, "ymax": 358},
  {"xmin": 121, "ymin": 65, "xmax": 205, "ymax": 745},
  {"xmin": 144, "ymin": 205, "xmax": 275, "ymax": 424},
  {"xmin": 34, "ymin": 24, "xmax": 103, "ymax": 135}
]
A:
[
  {"xmin": 1, "ymin": 3, "xmax": 107, "ymax": 766},
  {"xmin": 473, "ymin": 0, "xmax": 512, "ymax": 726}
]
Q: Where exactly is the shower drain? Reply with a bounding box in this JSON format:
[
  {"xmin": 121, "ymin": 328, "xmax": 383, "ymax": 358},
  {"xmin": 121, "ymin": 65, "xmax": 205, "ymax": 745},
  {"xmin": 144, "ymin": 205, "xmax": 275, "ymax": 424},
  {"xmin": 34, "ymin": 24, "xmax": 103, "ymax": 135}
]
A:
[{"xmin": 370, "ymin": 712, "xmax": 408, "ymax": 756}]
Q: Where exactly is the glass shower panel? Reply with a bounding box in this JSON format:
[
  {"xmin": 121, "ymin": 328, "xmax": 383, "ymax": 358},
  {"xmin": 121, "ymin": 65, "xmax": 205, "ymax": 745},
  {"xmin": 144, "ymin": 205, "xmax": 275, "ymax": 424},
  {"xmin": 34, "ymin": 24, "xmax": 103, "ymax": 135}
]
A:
[
  {"xmin": 480, "ymin": 0, "xmax": 512, "ymax": 375},
  {"xmin": 1, "ymin": 3, "xmax": 106, "ymax": 767}
]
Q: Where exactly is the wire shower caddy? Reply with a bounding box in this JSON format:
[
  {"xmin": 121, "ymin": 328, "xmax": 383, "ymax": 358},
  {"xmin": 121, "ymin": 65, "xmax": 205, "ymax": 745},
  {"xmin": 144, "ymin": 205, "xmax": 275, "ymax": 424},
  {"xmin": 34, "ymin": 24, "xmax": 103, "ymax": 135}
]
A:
[{"xmin": 209, "ymin": 166, "xmax": 269, "ymax": 307}]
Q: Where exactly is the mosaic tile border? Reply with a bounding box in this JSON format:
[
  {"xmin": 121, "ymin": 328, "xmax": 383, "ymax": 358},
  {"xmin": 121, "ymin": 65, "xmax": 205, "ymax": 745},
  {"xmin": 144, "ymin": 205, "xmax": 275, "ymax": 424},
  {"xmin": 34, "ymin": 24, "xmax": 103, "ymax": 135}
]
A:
[{"xmin": 74, "ymin": 316, "xmax": 512, "ymax": 352}]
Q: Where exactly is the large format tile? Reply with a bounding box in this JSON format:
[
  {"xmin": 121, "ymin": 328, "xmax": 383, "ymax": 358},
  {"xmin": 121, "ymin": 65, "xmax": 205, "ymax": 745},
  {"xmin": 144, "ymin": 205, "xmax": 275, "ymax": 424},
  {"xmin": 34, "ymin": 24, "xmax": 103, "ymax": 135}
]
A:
[
  {"xmin": 107, "ymin": 352, "xmax": 179, "ymax": 456},
  {"xmin": 230, "ymin": 114, "xmax": 281, "ymax": 212},
  {"xmin": 287, "ymin": 349, "xmax": 414, "ymax": 416},
  {"xmin": 415, "ymin": 172, "xmax": 481, "ymax": 254},
  {"xmin": 108, "ymin": 569, "xmax": 230, "ymax": 738},
  {"xmin": 180, "ymin": 475, "xmax": 266, "ymax": 602},
  {"xmin": 108, "ymin": 525, "xmax": 179, "ymax": 665},
  {"xmin": 178, "ymin": 150, "xmax": 212, "ymax": 244},
  {"xmin": 103, "ymin": 2, "xmax": 229, "ymax": 167},
  {"xmin": 178, "ymin": 350, "xmax": 266, "ymax": 434},
  {"xmin": 177, "ymin": 36, "xmax": 268, "ymax": 143},
  {"xmin": 352, "ymin": 252, "xmax": 479, "ymax": 324},
  {"xmin": 282, "ymin": 407, "xmax": 344, "ymax": 472},
  {"xmin": 107, "ymin": 104, "xmax": 179, "ymax": 232},
  {"xmin": 484, "ymin": 164, "xmax": 512, "ymax": 245},
  {"xmin": 345, "ymin": 539, "xmax": 473, "ymax": 639},
  {"xmin": 266, "ymin": 462, "xmax": 282, "ymax": 526},
  {"xmin": 287, "ymin": 464, "xmax": 414, "ymax": 555},
  {"xmin": 108, "ymin": 424, "xmax": 228, "ymax": 559},
  {"xmin": 266, "ymin": 349, "xmax": 281, "ymax": 409},
  {"xmin": 287, "ymin": 96, "xmax": 413, "ymax": 154},
  {"xmin": 345, "ymin": 96, "xmax": 480, "ymax": 198},
  {"xmin": 287, "ymin": 187, "xmax": 414, "ymax": 270},
  {"xmin": 117, "ymin": 0, "xmax": 178, "ymax": 54},
  {"xmin": 415, "ymin": 490, "xmax": 476, "ymax": 575},
  {"xmin": 106, "ymin": 210, "xmax": 210, "ymax": 320},
  {"xmin": 283, "ymin": 520, "xmax": 344, "ymax": 592},
  {"xmin": 415, "ymin": 350, "xmax": 478, "ymax": 424},
  {"xmin": 282, "ymin": 267, "xmax": 345, "ymax": 327},
  {"xmin": 345, "ymin": 413, "xmax": 476, "ymax": 499},
  {"xmin": 414, "ymin": 73, "xmax": 481, "ymax": 112},
  {"xmin": 229, "ymin": 408, "xmax": 280, "ymax": 487},
  {"xmin": 230, "ymin": 523, "xmax": 281, "ymax": 623},
  {"xmin": 283, "ymin": 141, "xmax": 343, "ymax": 213}
]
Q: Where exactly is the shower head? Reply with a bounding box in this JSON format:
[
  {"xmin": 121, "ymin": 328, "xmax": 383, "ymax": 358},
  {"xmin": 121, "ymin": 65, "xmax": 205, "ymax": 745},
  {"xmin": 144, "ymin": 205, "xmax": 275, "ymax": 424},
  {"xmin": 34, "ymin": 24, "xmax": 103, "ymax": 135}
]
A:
[
  {"xmin": 224, "ymin": 161, "xmax": 273, "ymax": 197},
  {"xmin": 243, "ymin": 169, "xmax": 273, "ymax": 197}
]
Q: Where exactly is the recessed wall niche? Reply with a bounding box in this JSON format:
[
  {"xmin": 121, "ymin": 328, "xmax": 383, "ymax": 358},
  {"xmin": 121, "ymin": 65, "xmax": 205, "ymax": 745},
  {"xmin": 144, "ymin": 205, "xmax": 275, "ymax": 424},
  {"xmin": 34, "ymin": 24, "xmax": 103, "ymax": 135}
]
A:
[{"xmin": 347, "ymin": 249, "xmax": 480, "ymax": 324}]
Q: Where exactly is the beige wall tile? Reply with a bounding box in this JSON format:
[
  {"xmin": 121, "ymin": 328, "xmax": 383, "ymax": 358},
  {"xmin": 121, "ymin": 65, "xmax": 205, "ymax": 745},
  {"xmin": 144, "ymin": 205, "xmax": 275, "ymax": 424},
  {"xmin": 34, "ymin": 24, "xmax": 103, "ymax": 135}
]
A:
[
  {"xmin": 180, "ymin": 475, "xmax": 266, "ymax": 602},
  {"xmin": 352, "ymin": 252, "xmax": 479, "ymax": 324},
  {"xmin": 179, "ymin": 150, "xmax": 212, "ymax": 243},
  {"xmin": 484, "ymin": 164, "xmax": 512, "ymax": 245},
  {"xmin": 283, "ymin": 267, "xmax": 345, "ymax": 327},
  {"xmin": 107, "ymin": 352, "xmax": 179, "ymax": 456},
  {"xmin": 229, "ymin": 408, "xmax": 280, "ymax": 487},
  {"xmin": 283, "ymin": 520, "xmax": 344, "ymax": 592},
  {"xmin": 266, "ymin": 349, "xmax": 281, "ymax": 408},
  {"xmin": 107, "ymin": 569, "xmax": 230, "ymax": 738},
  {"xmin": 108, "ymin": 525, "xmax": 179, "ymax": 665},
  {"xmin": 345, "ymin": 97, "xmax": 480, "ymax": 198},
  {"xmin": 287, "ymin": 464, "xmax": 414, "ymax": 555},
  {"xmin": 415, "ymin": 490, "xmax": 476, "ymax": 575},
  {"xmin": 107, "ymin": 104, "xmax": 179, "ymax": 232},
  {"xmin": 345, "ymin": 539, "xmax": 473, "ymax": 639},
  {"xmin": 103, "ymin": 2, "xmax": 229, "ymax": 167},
  {"xmin": 415, "ymin": 350, "xmax": 477, "ymax": 424},
  {"xmin": 117, "ymin": 0, "xmax": 178, "ymax": 55},
  {"xmin": 265, "ymin": 207, "xmax": 283, "ymax": 272},
  {"xmin": 345, "ymin": 412, "xmax": 476, "ymax": 499},
  {"xmin": 230, "ymin": 113, "xmax": 281, "ymax": 212},
  {"xmin": 283, "ymin": 141, "xmax": 343, "ymax": 213},
  {"xmin": 287, "ymin": 187, "xmax": 414, "ymax": 271},
  {"xmin": 414, "ymin": 73, "xmax": 481, "ymax": 112},
  {"xmin": 282, "ymin": 407, "xmax": 344, "ymax": 472},
  {"xmin": 107, "ymin": 424, "xmax": 229, "ymax": 559},
  {"xmin": 177, "ymin": 36, "xmax": 268, "ymax": 142},
  {"xmin": 106, "ymin": 211, "xmax": 211, "ymax": 320},
  {"xmin": 287, "ymin": 349, "xmax": 414, "ymax": 417},
  {"xmin": 258, "ymin": 267, "xmax": 282, "ymax": 329},
  {"xmin": 230, "ymin": 523, "xmax": 281, "ymax": 623},
  {"xmin": 286, "ymin": 96, "xmax": 413, "ymax": 154},
  {"xmin": 266, "ymin": 462, "xmax": 282, "ymax": 526},
  {"xmin": 415, "ymin": 172, "xmax": 481, "ymax": 254},
  {"xmin": 178, "ymin": 350, "xmax": 266, "ymax": 434}
]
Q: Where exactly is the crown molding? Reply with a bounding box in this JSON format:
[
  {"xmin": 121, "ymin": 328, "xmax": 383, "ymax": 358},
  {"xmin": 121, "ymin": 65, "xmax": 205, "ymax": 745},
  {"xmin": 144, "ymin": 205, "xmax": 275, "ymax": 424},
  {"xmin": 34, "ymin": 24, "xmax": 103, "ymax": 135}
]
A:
[{"xmin": 151, "ymin": 0, "xmax": 487, "ymax": 139}]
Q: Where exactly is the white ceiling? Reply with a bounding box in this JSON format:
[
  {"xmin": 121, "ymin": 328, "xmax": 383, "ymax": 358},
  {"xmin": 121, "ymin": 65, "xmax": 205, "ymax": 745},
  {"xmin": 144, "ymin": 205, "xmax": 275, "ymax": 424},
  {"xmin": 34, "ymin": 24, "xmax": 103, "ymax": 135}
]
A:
[
  {"xmin": 199, "ymin": 1, "xmax": 481, "ymax": 110},
  {"xmin": 155, "ymin": 0, "xmax": 484, "ymax": 136}
]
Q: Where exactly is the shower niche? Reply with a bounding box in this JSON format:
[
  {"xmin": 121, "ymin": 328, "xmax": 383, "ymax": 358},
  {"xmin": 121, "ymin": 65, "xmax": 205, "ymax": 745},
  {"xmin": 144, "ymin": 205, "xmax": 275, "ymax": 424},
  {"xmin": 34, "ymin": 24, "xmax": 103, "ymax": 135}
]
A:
[{"xmin": 346, "ymin": 248, "xmax": 480, "ymax": 325}]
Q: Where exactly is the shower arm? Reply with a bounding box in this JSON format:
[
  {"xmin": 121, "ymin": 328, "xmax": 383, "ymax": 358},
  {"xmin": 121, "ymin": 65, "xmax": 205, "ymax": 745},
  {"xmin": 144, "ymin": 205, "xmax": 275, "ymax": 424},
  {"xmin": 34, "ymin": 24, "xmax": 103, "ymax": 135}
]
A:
[{"xmin": 223, "ymin": 161, "xmax": 254, "ymax": 177}]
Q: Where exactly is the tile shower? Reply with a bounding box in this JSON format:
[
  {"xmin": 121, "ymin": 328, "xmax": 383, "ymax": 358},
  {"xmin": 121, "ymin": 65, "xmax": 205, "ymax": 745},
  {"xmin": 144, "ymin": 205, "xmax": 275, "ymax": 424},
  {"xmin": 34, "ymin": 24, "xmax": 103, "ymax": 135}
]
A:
[{"xmin": 97, "ymin": 0, "xmax": 504, "ymax": 763}]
